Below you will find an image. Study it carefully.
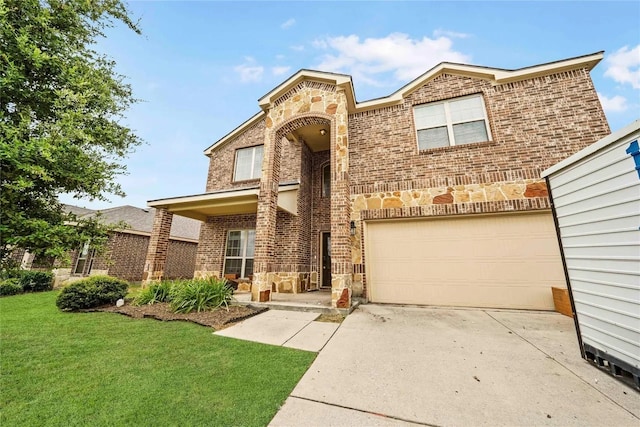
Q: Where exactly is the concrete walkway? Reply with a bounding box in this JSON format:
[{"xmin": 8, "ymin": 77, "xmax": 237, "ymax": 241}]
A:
[
  {"xmin": 214, "ymin": 309, "xmax": 339, "ymax": 352},
  {"xmin": 270, "ymin": 304, "xmax": 640, "ymax": 427}
]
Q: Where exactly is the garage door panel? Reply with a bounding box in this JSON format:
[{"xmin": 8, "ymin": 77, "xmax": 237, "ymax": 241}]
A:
[
  {"xmin": 372, "ymin": 283, "xmax": 553, "ymax": 309},
  {"xmin": 366, "ymin": 213, "xmax": 564, "ymax": 310}
]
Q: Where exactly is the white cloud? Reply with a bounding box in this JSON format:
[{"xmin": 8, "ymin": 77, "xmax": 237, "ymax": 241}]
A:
[
  {"xmin": 597, "ymin": 92, "xmax": 628, "ymax": 113},
  {"xmin": 272, "ymin": 66, "xmax": 291, "ymax": 76},
  {"xmin": 281, "ymin": 18, "xmax": 296, "ymax": 29},
  {"xmin": 312, "ymin": 33, "xmax": 471, "ymax": 86},
  {"xmin": 604, "ymin": 45, "xmax": 640, "ymax": 89},
  {"xmin": 234, "ymin": 57, "xmax": 264, "ymax": 83},
  {"xmin": 275, "ymin": 54, "xmax": 285, "ymax": 60},
  {"xmin": 433, "ymin": 29, "xmax": 471, "ymax": 39},
  {"xmin": 290, "ymin": 44, "xmax": 305, "ymax": 52}
]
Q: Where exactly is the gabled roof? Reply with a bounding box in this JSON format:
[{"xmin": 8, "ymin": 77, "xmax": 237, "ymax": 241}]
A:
[
  {"xmin": 257, "ymin": 69, "xmax": 356, "ymax": 111},
  {"xmin": 204, "ymin": 51, "xmax": 604, "ymax": 156},
  {"xmin": 65, "ymin": 204, "xmax": 201, "ymax": 241}
]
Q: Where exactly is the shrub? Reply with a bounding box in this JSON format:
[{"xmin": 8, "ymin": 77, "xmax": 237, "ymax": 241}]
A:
[
  {"xmin": 86, "ymin": 276, "xmax": 129, "ymax": 305},
  {"xmin": 133, "ymin": 281, "xmax": 174, "ymax": 306},
  {"xmin": 0, "ymin": 278, "xmax": 23, "ymax": 296},
  {"xmin": 56, "ymin": 276, "xmax": 129, "ymax": 311},
  {"xmin": 19, "ymin": 271, "xmax": 54, "ymax": 292},
  {"xmin": 56, "ymin": 281, "xmax": 100, "ymax": 311},
  {"xmin": 0, "ymin": 269, "xmax": 21, "ymax": 280},
  {"xmin": 170, "ymin": 277, "xmax": 233, "ymax": 314}
]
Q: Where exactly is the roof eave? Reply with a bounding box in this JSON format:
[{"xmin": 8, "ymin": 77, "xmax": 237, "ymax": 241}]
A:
[
  {"xmin": 257, "ymin": 69, "xmax": 354, "ymax": 110},
  {"xmin": 203, "ymin": 111, "xmax": 265, "ymax": 156}
]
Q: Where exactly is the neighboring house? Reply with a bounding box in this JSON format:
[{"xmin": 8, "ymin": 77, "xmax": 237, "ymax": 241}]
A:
[
  {"xmin": 144, "ymin": 51, "xmax": 610, "ymax": 310},
  {"xmin": 22, "ymin": 205, "xmax": 201, "ymax": 284}
]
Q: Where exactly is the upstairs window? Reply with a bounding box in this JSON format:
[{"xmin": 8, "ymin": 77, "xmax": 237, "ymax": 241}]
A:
[
  {"xmin": 414, "ymin": 94, "xmax": 491, "ymax": 150},
  {"xmin": 234, "ymin": 145, "xmax": 263, "ymax": 181}
]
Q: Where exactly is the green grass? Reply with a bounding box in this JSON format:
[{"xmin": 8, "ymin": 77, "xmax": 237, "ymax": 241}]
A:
[{"xmin": 0, "ymin": 292, "xmax": 316, "ymax": 426}]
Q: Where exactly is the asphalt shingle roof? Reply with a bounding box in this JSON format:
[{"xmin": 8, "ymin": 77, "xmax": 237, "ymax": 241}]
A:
[{"xmin": 64, "ymin": 204, "xmax": 201, "ymax": 241}]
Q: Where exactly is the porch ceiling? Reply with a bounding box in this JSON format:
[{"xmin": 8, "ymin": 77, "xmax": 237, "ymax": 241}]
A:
[{"xmin": 147, "ymin": 184, "xmax": 299, "ymax": 221}]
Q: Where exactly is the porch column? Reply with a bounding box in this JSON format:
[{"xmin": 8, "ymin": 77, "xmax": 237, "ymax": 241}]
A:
[
  {"xmin": 331, "ymin": 88, "xmax": 352, "ymax": 308},
  {"xmin": 193, "ymin": 217, "xmax": 219, "ymax": 279},
  {"xmin": 143, "ymin": 207, "xmax": 173, "ymax": 285},
  {"xmin": 251, "ymin": 127, "xmax": 282, "ymax": 302}
]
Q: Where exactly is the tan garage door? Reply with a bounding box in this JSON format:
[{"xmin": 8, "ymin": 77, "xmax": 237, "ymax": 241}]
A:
[{"xmin": 365, "ymin": 212, "xmax": 565, "ymax": 310}]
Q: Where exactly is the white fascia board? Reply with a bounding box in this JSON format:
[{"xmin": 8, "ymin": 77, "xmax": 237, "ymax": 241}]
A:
[
  {"xmin": 203, "ymin": 111, "xmax": 265, "ymax": 156},
  {"xmin": 147, "ymin": 188, "xmax": 260, "ymax": 208},
  {"xmin": 257, "ymin": 70, "xmax": 353, "ymax": 109},
  {"xmin": 353, "ymin": 52, "xmax": 604, "ymax": 112},
  {"xmin": 542, "ymin": 119, "xmax": 640, "ymax": 178}
]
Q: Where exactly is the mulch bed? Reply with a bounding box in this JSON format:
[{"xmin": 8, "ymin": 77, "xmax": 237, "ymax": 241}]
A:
[{"xmin": 93, "ymin": 302, "xmax": 268, "ymax": 330}]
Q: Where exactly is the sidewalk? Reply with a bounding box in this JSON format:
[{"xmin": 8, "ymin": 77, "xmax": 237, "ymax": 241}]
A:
[{"xmin": 214, "ymin": 309, "xmax": 340, "ymax": 352}]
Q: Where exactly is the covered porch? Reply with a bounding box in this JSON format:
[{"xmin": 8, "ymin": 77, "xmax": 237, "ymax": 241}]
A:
[{"xmin": 143, "ymin": 183, "xmax": 337, "ymax": 303}]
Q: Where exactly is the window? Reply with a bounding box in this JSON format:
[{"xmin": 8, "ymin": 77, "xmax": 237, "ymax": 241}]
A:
[
  {"xmin": 74, "ymin": 241, "xmax": 94, "ymax": 275},
  {"xmin": 414, "ymin": 94, "xmax": 491, "ymax": 150},
  {"xmin": 322, "ymin": 163, "xmax": 331, "ymax": 197},
  {"xmin": 223, "ymin": 230, "xmax": 255, "ymax": 279},
  {"xmin": 233, "ymin": 145, "xmax": 263, "ymax": 181}
]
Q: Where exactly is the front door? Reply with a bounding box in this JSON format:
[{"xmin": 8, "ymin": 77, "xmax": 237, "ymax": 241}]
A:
[{"xmin": 321, "ymin": 232, "xmax": 331, "ymax": 288}]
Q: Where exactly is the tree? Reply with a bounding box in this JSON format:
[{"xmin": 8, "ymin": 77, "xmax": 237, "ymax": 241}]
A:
[{"xmin": 0, "ymin": 0, "xmax": 142, "ymax": 269}]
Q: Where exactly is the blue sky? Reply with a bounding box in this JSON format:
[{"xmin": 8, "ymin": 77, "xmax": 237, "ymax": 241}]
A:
[{"xmin": 60, "ymin": 0, "xmax": 640, "ymax": 210}]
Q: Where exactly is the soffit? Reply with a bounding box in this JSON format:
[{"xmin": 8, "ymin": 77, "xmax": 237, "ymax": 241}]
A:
[{"xmin": 147, "ymin": 185, "xmax": 299, "ymax": 221}]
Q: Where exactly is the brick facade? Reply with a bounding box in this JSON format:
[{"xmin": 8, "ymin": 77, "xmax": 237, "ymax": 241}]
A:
[
  {"xmin": 348, "ymin": 70, "xmax": 609, "ymax": 186},
  {"xmin": 145, "ymin": 53, "xmax": 611, "ymax": 308},
  {"xmin": 68, "ymin": 231, "xmax": 197, "ymax": 282},
  {"xmin": 346, "ymin": 69, "xmax": 609, "ymax": 297}
]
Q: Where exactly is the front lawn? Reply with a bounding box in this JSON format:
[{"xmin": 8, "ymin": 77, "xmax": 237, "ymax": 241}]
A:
[{"xmin": 0, "ymin": 291, "xmax": 316, "ymax": 426}]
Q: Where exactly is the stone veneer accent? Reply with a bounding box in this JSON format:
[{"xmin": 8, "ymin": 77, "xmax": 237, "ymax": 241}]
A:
[
  {"xmin": 270, "ymin": 272, "xmax": 313, "ymax": 293},
  {"xmin": 349, "ymin": 178, "xmax": 553, "ymax": 297},
  {"xmin": 251, "ymin": 81, "xmax": 352, "ymax": 307},
  {"xmin": 351, "ymin": 178, "xmax": 549, "ymax": 221}
]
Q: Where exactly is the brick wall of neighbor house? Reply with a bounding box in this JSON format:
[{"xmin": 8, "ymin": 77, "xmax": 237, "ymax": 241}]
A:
[
  {"xmin": 347, "ymin": 68, "xmax": 611, "ymax": 296},
  {"xmin": 205, "ymin": 120, "xmax": 266, "ymax": 192},
  {"xmin": 92, "ymin": 232, "xmax": 149, "ymax": 281},
  {"xmin": 88, "ymin": 232, "xmax": 197, "ymax": 282},
  {"xmin": 165, "ymin": 240, "xmax": 197, "ymax": 279}
]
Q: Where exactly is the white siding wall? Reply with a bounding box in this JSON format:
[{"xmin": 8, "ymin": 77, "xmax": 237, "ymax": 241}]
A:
[{"xmin": 543, "ymin": 121, "xmax": 640, "ymax": 372}]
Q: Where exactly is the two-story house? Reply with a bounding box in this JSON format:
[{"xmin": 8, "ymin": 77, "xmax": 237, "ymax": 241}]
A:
[{"xmin": 144, "ymin": 51, "xmax": 610, "ymax": 310}]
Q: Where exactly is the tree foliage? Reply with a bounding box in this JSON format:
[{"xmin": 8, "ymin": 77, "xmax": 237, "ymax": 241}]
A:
[{"xmin": 0, "ymin": 0, "xmax": 142, "ymax": 268}]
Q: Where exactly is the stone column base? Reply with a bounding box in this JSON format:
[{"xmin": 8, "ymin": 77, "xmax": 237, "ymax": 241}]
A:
[
  {"xmin": 331, "ymin": 273, "xmax": 352, "ymax": 308},
  {"xmin": 251, "ymin": 272, "xmax": 271, "ymax": 302},
  {"xmin": 142, "ymin": 270, "xmax": 163, "ymax": 287},
  {"xmin": 193, "ymin": 270, "xmax": 220, "ymax": 280}
]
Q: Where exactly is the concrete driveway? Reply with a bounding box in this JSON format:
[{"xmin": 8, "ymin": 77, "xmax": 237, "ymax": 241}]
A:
[{"xmin": 270, "ymin": 304, "xmax": 639, "ymax": 426}]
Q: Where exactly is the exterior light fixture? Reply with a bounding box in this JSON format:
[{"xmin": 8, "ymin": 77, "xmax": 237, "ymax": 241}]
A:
[
  {"xmin": 319, "ymin": 129, "xmax": 327, "ymax": 136},
  {"xmin": 350, "ymin": 220, "xmax": 356, "ymax": 236}
]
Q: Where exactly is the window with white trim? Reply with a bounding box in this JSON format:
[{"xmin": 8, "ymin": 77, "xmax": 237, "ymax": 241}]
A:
[
  {"xmin": 223, "ymin": 230, "xmax": 255, "ymax": 279},
  {"xmin": 414, "ymin": 94, "xmax": 491, "ymax": 150},
  {"xmin": 233, "ymin": 145, "xmax": 263, "ymax": 181}
]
